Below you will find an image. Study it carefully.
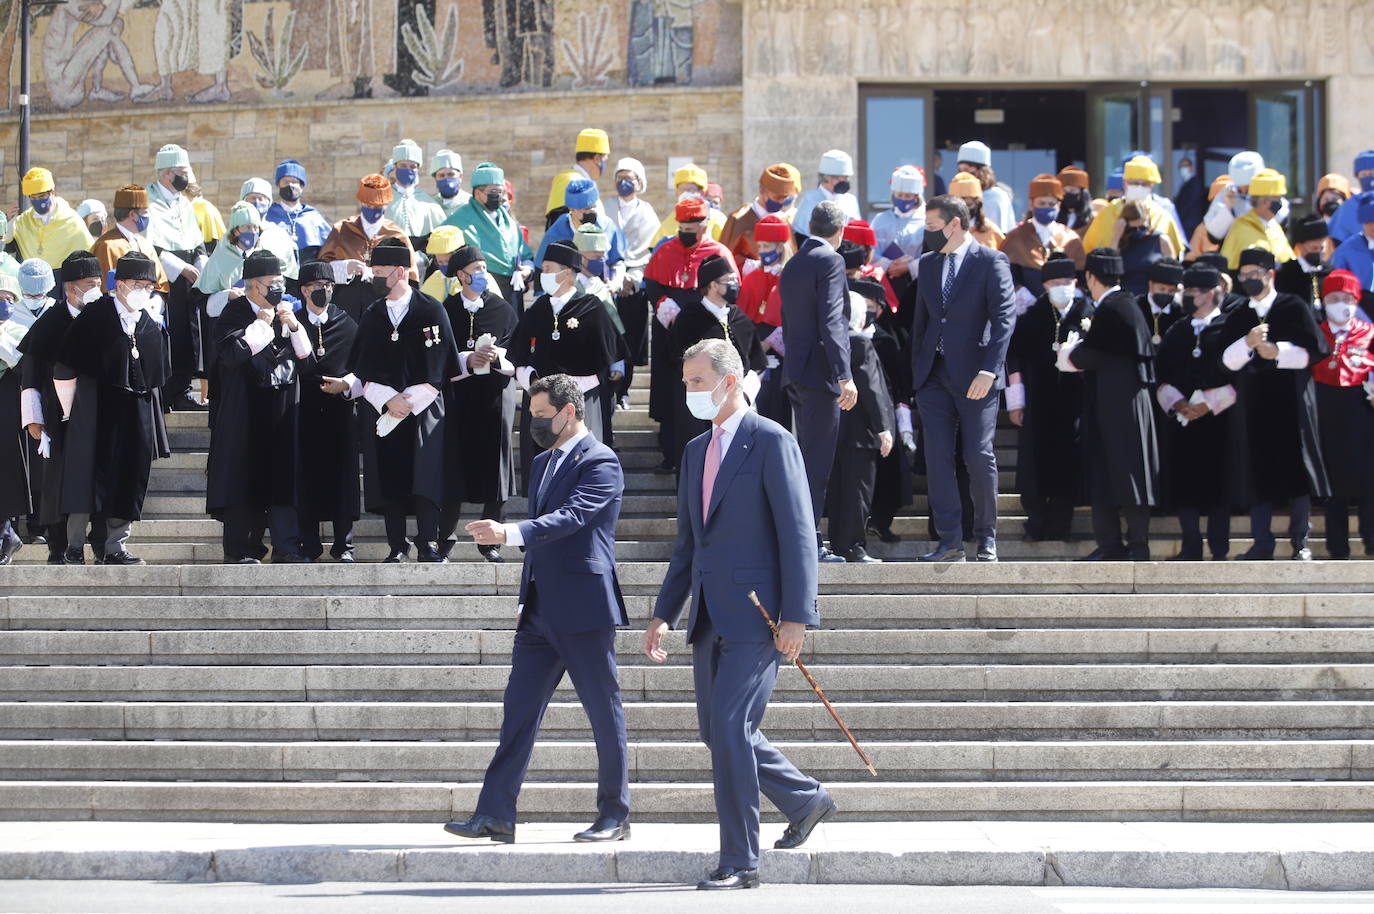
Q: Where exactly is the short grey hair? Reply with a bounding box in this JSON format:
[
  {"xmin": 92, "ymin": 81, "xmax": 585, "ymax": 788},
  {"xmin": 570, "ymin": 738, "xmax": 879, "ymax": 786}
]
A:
[
  {"xmin": 683, "ymin": 338, "xmax": 743, "ymax": 381},
  {"xmin": 809, "ymin": 200, "xmax": 848, "ymax": 239}
]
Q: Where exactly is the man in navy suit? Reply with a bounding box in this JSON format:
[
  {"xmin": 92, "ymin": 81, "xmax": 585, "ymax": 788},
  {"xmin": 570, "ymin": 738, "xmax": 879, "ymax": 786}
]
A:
[
  {"xmin": 645, "ymin": 339, "xmax": 835, "ymax": 891},
  {"xmin": 447, "ymin": 374, "xmax": 631, "ymax": 844},
  {"xmin": 779, "ymin": 200, "xmax": 859, "ymax": 562},
  {"xmin": 910, "ymin": 195, "xmax": 1016, "ymax": 563}
]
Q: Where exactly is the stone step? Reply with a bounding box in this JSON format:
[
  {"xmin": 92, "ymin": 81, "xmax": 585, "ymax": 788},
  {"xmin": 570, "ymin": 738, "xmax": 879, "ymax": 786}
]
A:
[
  {"xmin": 8, "ymin": 700, "xmax": 1371, "ymax": 742},
  {"xmin": 6, "ymin": 593, "xmax": 1368, "ymax": 631},
  {"xmin": 3, "ymin": 820, "xmax": 1372, "ymax": 888},
  {"xmin": 141, "ymin": 470, "xmax": 681, "ymax": 496},
  {"xmin": 2, "ymin": 663, "xmax": 1371, "ymax": 702},
  {"xmin": 12, "ymin": 538, "xmax": 1358, "ymax": 565},
  {"xmin": 2, "ymin": 739, "xmax": 1368, "ymax": 784},
  {"xmin": 5, "ymin": 627, "xmax": 1374, "ymax": 667},
  {"xmin": 2, "ymin": 779, "xmax": 1371, "ymax": 823},
  {"xmin": 4, "ymin": 561, "xmax": 1371, "ymax": 596}
]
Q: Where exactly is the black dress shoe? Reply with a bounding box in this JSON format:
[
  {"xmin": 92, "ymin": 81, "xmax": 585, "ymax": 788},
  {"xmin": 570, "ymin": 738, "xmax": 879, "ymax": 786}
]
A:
[
  {"xmin": 1235, "ymin": 547, "xmax": 1273, "ymax": 561},
  {"xmin": 272, "ymin": 553, "xmax": 312, "ymax": 564},
  {"xmin": 697, "ymin": 867, "xmax": 759, "ymax": 891},
  {"xmin": 102, "ymin": 551, "xmax": 146, "ymax": 566},
  {"xmin": 1168, "ymin": 550, "xmax": 1203, "ymax": 562},
  {"xmin": 868, "ymin": 524, "xmax": 901, "ymax": 544},
  {"xmin": 1126, "ymin": 546, "xmax": 1151, "ymax": 562},
  {"xmin": 416, "ymin": 544, "xmax": 448, "ymax": 563},
  {"xmin": 573, "ymin": 817, "xmax": 630, "ymax": 842},
  {"xmin": 817, "ymin": 546, "xmax": 847, "ymax": 563},
  {"xmin": 841, "ymin": 546, "xmax": 881, "ymax": 564},
  {"xmin": 23, "ymin": 533, "xmax": 46, "ymax": 546},
  {"xmin": 443, "ymin": 814, "xmax": 515, "ymax": 844},
  {"xmin": 62, "ymin": 548, "xmax": 85, "ymax": 565},
  {"xmin": 917, "ymin": 545, "xmax": 965, "ymax": 562},
  {"xmin": 46, "ymin": 554, "xmax": 64, "ymax": 566},
  {"xmin": 1077, "ymin": 547, "xmax": 1127, "ymax": 562},
  {"xmin": 479, "ymin": 544, "xmax": 504, "ymax": 564},
  {"xmin": 775, "ymin": 795, "xmax": 837, "ymax": 849},
  {"xmin": 975, "ymin": 538, "xmax": 997, "ymax": 562},
  {"xmin": 383, "ymin": 550, "xmax": 408, "ymax": 564},
  {"xmin": 0, "ymin": 533, "xmax": 20, "ymax": 565}
]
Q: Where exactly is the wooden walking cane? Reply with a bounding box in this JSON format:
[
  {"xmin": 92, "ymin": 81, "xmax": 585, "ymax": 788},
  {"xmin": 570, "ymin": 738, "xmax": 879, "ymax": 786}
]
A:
[{"xmin": 747, "ymin": 590, "xmax": 877, "ymax": 776}]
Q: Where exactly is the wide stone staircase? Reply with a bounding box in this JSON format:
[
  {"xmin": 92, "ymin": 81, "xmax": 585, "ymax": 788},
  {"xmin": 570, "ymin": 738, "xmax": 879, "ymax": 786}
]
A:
[{"xmin": 1, "ymin": 374, "xmax": 1372, "ymax": 826}]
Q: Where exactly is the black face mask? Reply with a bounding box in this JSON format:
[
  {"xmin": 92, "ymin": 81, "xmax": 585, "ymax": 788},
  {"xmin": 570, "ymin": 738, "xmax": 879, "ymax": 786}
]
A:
[
  {"xmin": 1151, "ymin": 292, "xmax": 1175, "ymax": 310},
  {"xmin": 1302, "ymin": 251, "xmax": 1324, "ymax": 267},
  {"xmin": 265, "ymin": 284, "xmax": 285, "ymax": 306},
  {"xmin": 371, "ymin": 275, "xmax": 392, "ymax": 296},
  {"xmin": 170, "ymin": 173, "xmax": 189, "ymax": 192},
  {"xmin": 721, "ymin": 282, "xmax": 740, "ymax": 305},
  {"xmin": 88, "ymin": 219, "xmax": 105, "ymax": 236},
  {"xmin": 833, "ymin": 179, "xmax": 851, "ymax": 195},
  {"xmin": 310, "ymin": 288, "xmax": 330, "ymax": 309},
  {"xmin": 529, "ymin": 410, "xmax": 568, "ymax": 450},
  {"xmin": 280, "ymin": 184, "xmax": 301, "ymax": 203},
  {"xmin": 1239, "ymin": 277, "xmax": 1267, "ymax": 298},
  {"xmin": 1320, "ymin": 198, "xmax": 1341, "ymax": 217},
  {"xmin": 579, "ymin": 212, "xmax": 597, "ymax": 225},
  {"xmin": 922, "ymin": 227, "xmax": 949, "ymax": 254},
  {"xmin": 483, "ymin": 192, "xmax": 504, "ymax": 211},
  {"xmin": 679, "ymin": 230, "xmax": 698, "ymax": 248},
  {"xmin": 1063, "ymin": 190, "xmax": 1085, "ymax": 208},
  {"xmin": 1181, "ymin": 293, "xmax": 1196, "ymax": 314}
]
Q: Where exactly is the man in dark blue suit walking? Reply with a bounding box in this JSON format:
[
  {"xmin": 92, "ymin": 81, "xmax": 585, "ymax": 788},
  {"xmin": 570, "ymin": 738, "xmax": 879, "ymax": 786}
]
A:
[
  {"xmin": 645, "ymin": 339, "xmax": 835, "ymax": 891},
  {"xmin": 779, "ymin": 200, "xmax": 859, "ymax": 562},
  {"xmin": 446, "ymin": 374, "xmax": 631, "ymax": 844},
  {"xmin": 910, "ymin": 195, "xmax": 1016, "ymax": 562}
]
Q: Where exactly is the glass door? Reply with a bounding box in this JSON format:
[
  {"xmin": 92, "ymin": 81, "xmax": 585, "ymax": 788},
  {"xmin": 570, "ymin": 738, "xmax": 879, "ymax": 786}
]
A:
[
  {"xmin": 1252, "ymin": 86, "xmax": 1312, "ymax": 203},
  {"xmin": 1088, "ymin": 86, "xmax": 1141, "ymax": 193},
  {"xmin": 858, "ymin": 88, "xmax": 932, "ymax": 215}
]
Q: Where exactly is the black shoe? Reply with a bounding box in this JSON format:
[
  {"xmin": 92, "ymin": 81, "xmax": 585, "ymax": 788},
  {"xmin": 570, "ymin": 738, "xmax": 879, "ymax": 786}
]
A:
[
  {"xmin": 918, "ymin": 545, "xmax": 965, "ymax": 562},
  {"xmin": 868, "ymin": 525, "xmax": 901, "ymax": 544},
  {"xmin": 1126, "ymin": 546, "xmax": 1151, "ymax": 562},
  {"xmin": 0, "ymin": 532, "xmax": 21, "ymax": 565},
  {"xmin": 170, "ymin": 393, "xmax": 208, "ymax": 412},
  {"xmin": 416, "ymin": 544, "xmax": 448, "ymax": 563},
  {"xmin": 478, "ymin": 544, "xmax": 504, "ymax": 564},
  {"xmin": 1292, "ymin": 543, "xmax": 1314, "ymax": 561},
  {"xmin": 697, "ymin": 867, "xmax": 760, "ymax": 891},
  {"xmin": 272, "ymin": 553, "xmax": 312, "ymax": 564},
  {"xmin": 817, "ymin": 546, "xmax": 847, "ymax": 563},
  {"xmin": 444, "ymin": 814, "xmax": 515, "ymax": 844},
  {"xmin": 46, "ymin": 554, "xmax": 64, "ymax": 566},
  {"xmin": 573, "ymin": 817, "xmax": 630, "ymax": 842},
  {"xmin": 841, "ymin": 545, "xmax": 881, "ymax": 564},
  {"xmin": 23, "ymin": 533, "xmax": 46, "ymax": 546},
  {"xmin": 774, "ymin": 795, "xmax": 837, "ymax": 849},
  {"xmin": 62, "ymin": 548, "xmax": 85, "ymax": 566},
  {"xmin": 232, "ymin": 557, "xmax": 261, "ymax": 565},
  {"xmin": 975, "ymin": 537, "xmax": 997, "ymax": 562},
  {"xmin": 1077, "ymin": 547, "xmax": 1127, "ymax": 562},
  {"xmin": 1235, "ymin": 547, "xmax": 1273, "ymax": 561},
  {"xmin": 102, "ymin": 551, "xmax": 146, "ymax": 566},
  {"xmin": 1168, "ymin": 550, "xmax": 1203, "ymax": 562},
  {"xmin": 336, "ymin": 551, "xmax": 356, "ymax": 564},
  {"xmin": 383, "ymin": 549, "xmax": 408, "ymax": 564}
]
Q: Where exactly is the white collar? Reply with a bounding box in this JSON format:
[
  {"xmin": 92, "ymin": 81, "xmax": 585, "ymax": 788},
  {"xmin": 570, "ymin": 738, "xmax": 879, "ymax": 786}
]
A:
[
  {"xmin": 461, "ymin": 291, "xmax": 483, "ymax": 312},
  {"xmin": 116, "ymin": 222, "xmax": 141, "ymax": 243},
  {"xmin": 1191, "ymin": 307, "xmax": 1222, "ymax": 329},
  {"xmin": 280, "ymin": 201, "xmax": 302, "ymax": 213},
  {"xmin": 1032, "ymin": 219, "xmax": 1057, "ymax": 244},
  {"xmin": 360, "ymin": 215, "xmax": 383, "ymax": 238},
  {"xmin": 751, "ymin": 200, "xmax": 771, "ymax": 219},
  {"xmin": 153, "ymin": 181, "xmax": 179, "ymax": 204},
  {"xmin": 116, "ymin": 299, "xmax": 142, "ymax": 330},
  {"xmin": 714, "ymin": 403, "xmax": 748, "ymax": 441},
  {"xmin": 702, "ymin": 298, "xmax": 730, "ymax": 321},
  {"xmin": 573, "ymin": 164, "xmax": 592, "ymax": 181},
  {"xmin": 551, "ymin": 428, "xmax": 589, "ymax": 457},
  {"xmin": 1095, "ymin": 285, "xmax": 1121, "ymax": 308},
  {"xmin": 550, "ymin": 287, "xmax": 576, "ymax": 312},
  {"xmin": 308, "ymin": 307, "xmax": 329, "ymax": 325},
  {"xmin": 1249, "ymin": 285, "xmax": 1279, "ymax": 317},
  {"xmin": 1298, "ymin": 255, "xmax": 1324, "ymax": 274},
  {"xmin": 386, "ymin": 286, "xmax": 413, "ymax": 316},
  {"xmin": 67, "ymin": 301, "xmax": 83, "ymax": 318},
  {"xmin": 947, "ymin": 232, "xmax": 975, "ymax": 264}
]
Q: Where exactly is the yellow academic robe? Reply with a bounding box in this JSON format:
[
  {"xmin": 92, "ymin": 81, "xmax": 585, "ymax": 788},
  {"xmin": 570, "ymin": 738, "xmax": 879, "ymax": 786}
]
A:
[
  {"xmin": 193, "ymin": 198, "xmax": 227, "ymax": 244},
  {"xmin": 12, "ymin": 200, "xmax": 93, "ymax": 268},
  {"xmin": 1082, "ymin": 197, "xmax": 1185, "ymax": 260},
  {"xmin": 1219, "ymin": 209, "xmax": 1296, "ymax": 270},
  {"xmin": 419, "ymin": 269, "xmax": 457, "ymax": 302}
]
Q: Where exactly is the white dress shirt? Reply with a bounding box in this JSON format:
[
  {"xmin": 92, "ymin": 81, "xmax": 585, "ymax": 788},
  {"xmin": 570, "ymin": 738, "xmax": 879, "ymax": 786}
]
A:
[
  {"xmin": 504, "ymin": 428, "xmax": 591, "ymax": 546},
  {"xmin": 707, "ymin": 404, "xmax": 748, "ymax": 464}
]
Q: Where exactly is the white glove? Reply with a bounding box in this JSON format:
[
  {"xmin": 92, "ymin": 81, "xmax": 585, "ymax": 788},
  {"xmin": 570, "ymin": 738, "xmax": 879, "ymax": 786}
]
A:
[
  {"xmin": 656, "ymin": 298, "xmax": 680, "ymax": 327},
  {"xmin": 765, "ymin": 354, "xmax": 780, "ymax": 370},
  {"xmin": 511, "ymin": 269, "xmax": 527, "ymax": 293},
  {"xmin": 1013, "ymin": 285, "xmax": 1037, "ymax": 316},
  {"xmin": 38, "ymin": 431, "xmax": 51, "ymax": 459},
  {"xmin": 901, "ymin": 430, "xmax": 917, "ymax": 452}
]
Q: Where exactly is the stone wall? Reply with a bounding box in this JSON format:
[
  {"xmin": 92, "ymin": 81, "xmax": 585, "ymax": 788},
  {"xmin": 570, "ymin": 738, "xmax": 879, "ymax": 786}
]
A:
[
  {"xmin": 0, "ymin": 85, "xmax": 744, "ymax": 233},
  {"xmin": 742, "ymin": 0, "xmax": 1374, "ymax": 194}
]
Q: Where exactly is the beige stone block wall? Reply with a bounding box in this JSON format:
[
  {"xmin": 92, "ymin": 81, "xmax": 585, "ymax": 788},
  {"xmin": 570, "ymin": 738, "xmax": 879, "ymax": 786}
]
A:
[{"xmin": 0, "ymin": 85, "xmax": 745, "ymax": 233}]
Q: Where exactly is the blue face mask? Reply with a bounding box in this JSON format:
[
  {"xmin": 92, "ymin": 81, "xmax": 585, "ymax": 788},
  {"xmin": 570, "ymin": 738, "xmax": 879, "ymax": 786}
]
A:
[
  {"xmin": 134, "ymin": 213, "xmax": 150, "ymax": 233},
  {"xmin": 759, "ymin": 249, "xmax": 780, "ymax": 266},
  {"xmin": 469, "ymin": 270, "xmax": 489, "ymax": 294},
  {"xmin": 764, "ymin": 195, "xmax": 795, "ymax": 213},
  {"xmin": 1033, "ymin": 206, "xmax": 1058, "ymax": 226},
  {"xmin": 436, "ymin": 177, "xmax": 460, "ymax": 199},
  {"xmin": 394, "ymin": 168, "xmax": 418, "ymax": 188},
  {"xmin": 361, "ymin": 206, "xmax": 386, "ymax": 223},
  {"xmin": 616, "ymin": 178, "xmax": 637, "ymax": 198},
  {"xmin": 30, "ymin": 196, "xmax": 52, "ymax": 216},
  {"xmin": 892, "ymin": 196, "xmax": 918, "ymax": 214},
  {"xmin": 236, "ymin": 231, "xmax": 259, "ymax": 251},
  {"xmin": 1360, "ymin": 176, "xmax": 1374, "ymax": 194},
  {"xmin": 585, "ymin": 259, "xmax": 609, "ymax": 279},
  {"xmin": 0, "ymin": 298, "xmax": 12, "ymax": 322},
  {"xmin": 251, "ymin": 200, "xmax": 269, "ymax": 218}
]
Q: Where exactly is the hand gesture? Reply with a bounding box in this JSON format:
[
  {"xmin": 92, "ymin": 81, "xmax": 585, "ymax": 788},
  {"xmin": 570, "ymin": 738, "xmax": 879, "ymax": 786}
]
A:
[
  {"xmin": 878, "ymin": 430, "xmax": 893, "ymax": 457},
  {"xmin": 1255, "ymin": 340, "xmax": 1280, "ymax": 361},
  {"xmin": 319, "ymin": 376, "xmax": 350, "ymax": 396},
  {"xmin": 837, "ymin": 378, "xmax": 858, "ymax": 410},
  {"xmin": 775, "ymin": 620, "xmax": 806, "ymax": 663},
  {"xmin": 643, "ymin": 618, "xmax": 670, "ymax": 663},
  {"xmin": 26, "ymin": 423, "xmax": 42, "ymax": 441},
  {"xmin": 277, "ymin": 305, "xmax": 299, "ymax": 331},
  {"xmin": 256, "ymin": 307, "xmax": 275, "ymax": 324},
  {"xmin": 465, "ymin": 519, "xmax": 507, "ymax": 546},
  {"xmin": 467, "ymin": 348, "xmax": 492, "ymax": 371},
  {"xmin": 1246, "ymin": 324, "xmax": 1268, "ymax": 350},
  {"xmin": 180, "ymin": 264, "xmax": 200, "ymax": 285},
  {"xmin": 966, "ymin": 374, "xmax": 994, "ymax": 400},
  {"xmin": 1008, "ymin": 408, "xmax": 1024, "ymax": 427},
  {"xmin": 385, "ymin": 393, "xmax": 412, "ymax": 418}
]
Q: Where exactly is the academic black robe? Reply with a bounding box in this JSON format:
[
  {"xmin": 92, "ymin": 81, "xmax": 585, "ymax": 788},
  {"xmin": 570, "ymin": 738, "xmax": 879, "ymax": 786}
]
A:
[
  {"xmin": 1068, "ymin": 289, "xmax": 1159, "ymax": 507},
  {"xmin": 17, "ymin": 303, "xmax": 77, "ymax": 526},
  {"xmin": 1008, "ymin": 294, "xmax": 1093, "ymax": 502},
  {"xmin": 836, "ymin": 332, "xmax": 894, "ymax": 451},
  {"xmin": 1136, "ymin": 294, "xmax": 1185, "ymax": 348},
  {"xmin": 442, "ymin": 290, "xmax": 519, "ymax": 505},
  {"xmin": 666, "ymin": 296, "xmax": 767, "ymax": 461},
  {"xmin": 1154, "ymin": 312, "xmax": 1248, "ymax": 511},
  {"xmin": 56, "ymin": 297, "xmax": 171, "ymax": 520},
  {"xmin": 1218, "ymin": 293, "xmax": 1331, "ymax": 502},
  {"xmin": 1274, "ymin": 259, "xmax": 1331, "ymax": 310},
  {"xmin": 0, "ymin": 342, "xmax": 30, "ymax": 518},
  {"xmin": 205, "ymin": 299, "xmax": 304, "ymax": 515},
  {"xmin": 297, "ymin": 305, "xmax": 361, "ymax": 520},
  {"xmin": 1316, "ymin": 385, "xmax": 1374, "ymax": 498},
  {"xmin": 348, "ymin": 289, "xmax": 460, "ymax": 513},
  {"xmin": 869, "ymin": 308, "xmax": 914, "ymax": 518}
]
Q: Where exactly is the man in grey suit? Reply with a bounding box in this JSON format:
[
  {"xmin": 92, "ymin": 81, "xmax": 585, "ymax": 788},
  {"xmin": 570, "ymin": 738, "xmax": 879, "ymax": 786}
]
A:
[
  {"xmin": 910, "ymin": 195, "xmax": 1016, "ymax": 563},
  {"xmin": 644, "ymin": 339, "xmax": 835, "ymax": 891},
  {"xmin": 779, "ymin": 200, "xmax": 859, "ymax": 562}
]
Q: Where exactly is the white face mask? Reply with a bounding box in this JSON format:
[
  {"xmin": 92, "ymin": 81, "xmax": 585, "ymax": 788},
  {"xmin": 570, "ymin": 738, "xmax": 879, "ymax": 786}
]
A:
[
  {"xmin": 1178, "ymin": 167, "xmax": 1194, "ymax": 183},
  {"xmin": 685, "ymin": 375, "xmax": 727, "ymax": 421},
  {"xmin": 1047, "ymin": 285, "xmax": 1075, "ymax": 308},
  {"xmin": 1325, "ymin": 300, "xmax": 1355, "ymax": 327},
  {"xmin": 22, "ymin": 294, "xmax": 47, "ymax": 310},
  {"xmin": 81, "ymin": 286, "xmax": 103, "ymax": 305},
  {"xmin": 539, "ymin": 272, "xmax": 564, "ymax": 297},
  {"xmin": 124, "ymin": 288, "xmax": 152, "ymax": 312},
  {"xmin": 1123, "ymin": 185, "xmax": 1150, "ymax": 203}
]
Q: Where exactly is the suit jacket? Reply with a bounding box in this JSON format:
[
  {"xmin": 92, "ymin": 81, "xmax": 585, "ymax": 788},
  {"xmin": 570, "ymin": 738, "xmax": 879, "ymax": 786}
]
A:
[
  {"xmin": 909, "ymin": 243, "xmax": 1016, "ymax": 395},
  {"xmin": 516, "ymin": 433, "xmax": 628, "ymax": 634},
  {"xmin": 779, "ymin": 237, "xmax": 852, "ymax": 394},
  {"xmin": 653, "ymin": 409, "xmax": 820, "ymax": 643}
]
